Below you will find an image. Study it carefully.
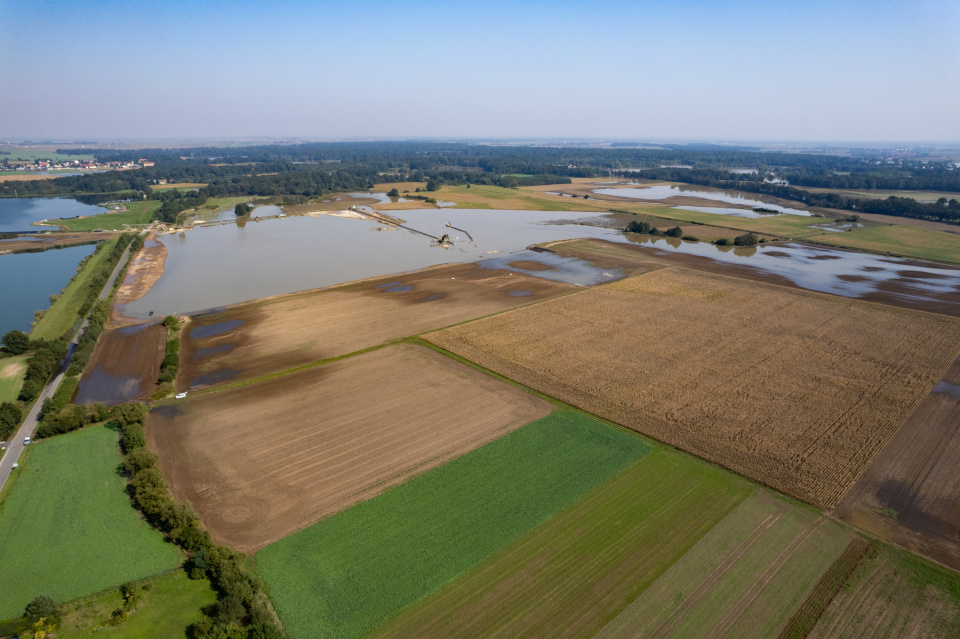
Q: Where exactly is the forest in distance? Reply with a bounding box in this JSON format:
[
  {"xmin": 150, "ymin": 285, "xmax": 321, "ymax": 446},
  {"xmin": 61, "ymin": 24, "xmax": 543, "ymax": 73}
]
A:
[{"xmin": 2, "ymin": 141, "xmax": 959, "ymax": 225}]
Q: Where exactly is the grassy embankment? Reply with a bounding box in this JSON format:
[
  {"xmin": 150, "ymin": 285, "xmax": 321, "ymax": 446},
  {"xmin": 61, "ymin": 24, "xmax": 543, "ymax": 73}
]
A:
[
  {"xmin": 813, "ymin": 223, "xmax": 960, "ymax": 264},
  {"xmin": 148, "ymin": 182, "xmax": 207, "ymax": 191},
  {"xmin": 256, "ymin": 410, "xmax": 650, "ymax": 639},
  {"xmin": 0, "ymin": 355, "xmax": 29, "ymax": 404},
  {"xmin": 30, "ymin": 236, "xmax": 122, "ymax": 340},
  {"xmin": 55, "ymin": 571, "xmax": 216, "ymax": 639},
  {"xmin": 45, "ymin": 200, "xmax": 160, "ymax": 233},
  {"xmin": 0, "ymin": 424, "xmax": 182, "ymax": 618}
]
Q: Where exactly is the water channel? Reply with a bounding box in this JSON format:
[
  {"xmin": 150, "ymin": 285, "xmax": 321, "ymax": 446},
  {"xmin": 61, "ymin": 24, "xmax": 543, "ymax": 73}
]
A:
[{"xmin": 592, "ymin": 184, "xmax": 811, "ymax": 216}]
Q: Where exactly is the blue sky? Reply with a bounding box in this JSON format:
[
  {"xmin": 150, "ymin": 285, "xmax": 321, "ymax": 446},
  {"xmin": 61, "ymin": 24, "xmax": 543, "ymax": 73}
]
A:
[{"xmin": 1, "ymin": 0, "xmax": 958, "ymax": 141}]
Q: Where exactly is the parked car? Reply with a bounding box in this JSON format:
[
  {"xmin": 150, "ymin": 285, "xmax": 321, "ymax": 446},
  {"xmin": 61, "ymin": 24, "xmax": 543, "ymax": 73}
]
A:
[
  {"xmin": 23, "ymin": 437, "xmax": 31, "ymax": 446},
  {"xmin": 176, "ymin": 392, "xmax": 187, "ymax": 399}
]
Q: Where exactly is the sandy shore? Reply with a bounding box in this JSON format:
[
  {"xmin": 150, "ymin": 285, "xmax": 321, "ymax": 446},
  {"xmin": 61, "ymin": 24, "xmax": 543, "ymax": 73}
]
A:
[{"xmin": 110, "ymin": 232, "xmax": 167, "ymax": 326}]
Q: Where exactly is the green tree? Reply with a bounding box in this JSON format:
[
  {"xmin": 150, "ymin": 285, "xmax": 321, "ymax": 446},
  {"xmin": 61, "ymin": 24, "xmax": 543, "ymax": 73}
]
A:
[
  {"xmin": 24, "ymin": 595, "xmax": 62, "ymax": 626},
  {"xmin": 2, "ymin": 329, "xmax": 30, "ymax": 355},
  {"xmin": 234, "ymin": 203, "xmax": 252, "ymax": 216},
  {"xmin": 387, "ymin": 188, "xmax": 399, "ymax": 197},
  {"xmin": 733, "ymin": 232, "xmax": 759, "ymax": 246},
  {"xmin": 0, "ymin": 401, "xmax": 22, "ymax": 438},
  {"xmin": 665, "ymin": 226, "xmax": 683, "ymax": 238},
  {"xmin": 425, "ymin": 178, "xmax": 440, "ymax": 192}
]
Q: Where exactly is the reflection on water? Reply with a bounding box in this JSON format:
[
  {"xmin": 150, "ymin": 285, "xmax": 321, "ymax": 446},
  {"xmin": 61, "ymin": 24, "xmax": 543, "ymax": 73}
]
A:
[
  {"xmin": 0, "ymin": 197, "xmax": 107, "ymax": 232},
  {"xmin": 479, "ymin": 250, "xmax": 624, "ymax": 286},
  {"xmin": 0, "ymin": 243, "xmax": 98, "ymax": 334},
  {"xmin": 673, "ymin": 205, "xmax": 783, "ymax": 219},
  {"xmin": 125, "ymin": 209, "xmax": 617, "ymax": 317},
  {"xmin": 190, "ymin": 320, "xmax": 244, "ymax": 339},
  {"xmin": 624, "ymin": 236, "xmax": 960, "ymax": 305},
  {"xmin": 593, "ymin": 185, "xmax": 811, "ymax": 216}
]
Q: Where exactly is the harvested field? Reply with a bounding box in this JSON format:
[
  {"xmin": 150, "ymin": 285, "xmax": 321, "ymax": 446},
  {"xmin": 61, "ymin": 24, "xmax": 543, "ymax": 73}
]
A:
[
  {"xmin": 0, "ymin": 355, "xmax": 28, "ymax": 404},
  {"xmin": 595, "ymin": 492, "xmax": 852, "ymax": 639},
  {"xmin": 111, "ymin": 233, "xmax": 167, "ymax": 325},
  {"xmin": 257, "ymin": 411, "xmax": 648, "ymax": 639},
  {"xmin": 148, "ymin": 343, "xmax": 553, "ymax": 553},
  {"xmin": 427, "ymin": 267, "xmax": 960, "ymax": 508},
  {"xmin": 807, "ymin": 546, "xmax": 960, "ymax": 638},
  {"xmin": 814, "ymin": 223, "xmax": 960, "ymax": 265},
  {"xmin": 177, "ymin": 262, "xmax": 575, "ymax": 391},
  {"xmin": 370, "ymin": 448, "xmax": 750, "ymax": 639},
  {"xmin": 834, "ymin": 356, "xmax": 960, "ymax": 571},
  {"xmin": 74, "ymin": 322, "xmax": 166, "ymax": 405}
]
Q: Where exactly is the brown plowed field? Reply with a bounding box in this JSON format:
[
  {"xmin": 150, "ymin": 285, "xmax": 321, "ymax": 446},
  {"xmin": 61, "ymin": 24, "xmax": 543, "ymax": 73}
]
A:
[
  {"xmin": 177, "ymin": 262, "xmax": 575, "ymax": 391},
  {"xmin": 147, "ymin": 343, "xmax": 553, "ymax": 553},
  {"xmin": 834, "ymin": 356, "xmax": 960, "ymax": 571},
  {"xmin": 427, "ymin": 267, "xmax": 960, "ymax": 509},
  {"xmin": 74, "ymin": 322, "xmax": 166, "ymax": 405}
]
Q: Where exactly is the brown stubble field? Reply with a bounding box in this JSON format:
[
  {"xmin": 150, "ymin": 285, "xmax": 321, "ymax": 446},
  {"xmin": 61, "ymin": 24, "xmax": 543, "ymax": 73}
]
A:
[
  {"xmin": 834, "ymin": 356, "xmax": 960, "ymax": 571},
  {"xmin": 147, "ymin": 343, "xmax": 553, "ymax": 553},
  {"xmin": 426, "ymin": 267, "xmax": 960, "ymax": 509},
  {"xmin": 177, "ymin": 262, "xmax": 575, "ymax": 391}
]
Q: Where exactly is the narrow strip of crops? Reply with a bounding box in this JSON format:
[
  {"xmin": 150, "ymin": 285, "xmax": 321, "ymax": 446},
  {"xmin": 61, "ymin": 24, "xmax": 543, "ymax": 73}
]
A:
[
  {"xmin": 370, "ymin": 448, "xmax": 751, "ymax": 639},
  {"xmin": 255, "ymin": 410, "xmax": 650, "ymax": 639}
]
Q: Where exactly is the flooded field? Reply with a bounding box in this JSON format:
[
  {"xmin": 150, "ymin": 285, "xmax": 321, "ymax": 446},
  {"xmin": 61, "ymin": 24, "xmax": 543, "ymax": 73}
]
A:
[
  {"xmin": 0, "ymin": 243, "xmax": 97, "ymax": 334},
  {"xmin": 0, "ymin": 197, "xmax": 107, "ymax": 233},
  {"xmin": 74, "ymin": 323, "xmax": 166, "ymax": 405},
  {"xmin": 618, "ymin": 236, "xmax": 960, "ymax": 316},
  {"xmin": 123, "ymin": 209, "xmax": 616, "ymax": 318},
  {"xmin": 592, "ymin": 184, "xmax": 812, "ymax": 216}
]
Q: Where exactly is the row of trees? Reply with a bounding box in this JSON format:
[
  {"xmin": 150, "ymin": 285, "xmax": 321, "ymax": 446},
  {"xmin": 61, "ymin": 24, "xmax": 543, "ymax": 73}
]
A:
[{"xmin": 113, "ymin": 404, "xmax": 286, "ymax": 639}]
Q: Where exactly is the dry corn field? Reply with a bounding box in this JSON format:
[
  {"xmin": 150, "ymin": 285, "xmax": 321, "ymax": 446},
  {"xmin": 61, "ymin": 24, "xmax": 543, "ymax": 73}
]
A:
[{"xmin": 427, "ymin": 267, "xmax": 960, "ymax": 508}]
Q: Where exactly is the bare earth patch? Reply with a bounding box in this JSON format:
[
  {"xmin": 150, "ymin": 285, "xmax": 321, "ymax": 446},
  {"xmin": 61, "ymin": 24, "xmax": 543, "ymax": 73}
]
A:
[
  {"xmin": 111, "ymin": 233, "xmax": 167, "ymax": 326},
  {"xmin": 147, "ymin": 343, "xmax": 553, "ymax": 553},
  {"xmin": 74, "ymin": 323, "xmax": 167, "ymax": 405},
  {"xmin": 427, "ymin": 267, "xmax": 960, "ymax": 509},
  {"xmin": 177, "ymin": 262, "xmax": 575, "ymax": 391}
]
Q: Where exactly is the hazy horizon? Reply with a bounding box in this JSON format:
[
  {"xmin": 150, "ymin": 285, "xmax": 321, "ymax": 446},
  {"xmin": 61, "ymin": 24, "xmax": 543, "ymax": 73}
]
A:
[{"xmin": 2, "ymin": 0, "xmax": 958, "ymax": 142}]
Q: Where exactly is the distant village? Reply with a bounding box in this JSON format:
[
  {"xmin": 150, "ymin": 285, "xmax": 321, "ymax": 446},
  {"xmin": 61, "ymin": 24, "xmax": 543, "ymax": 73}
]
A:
[{"xmin": 0, "ymin": 158, "xmax": 154, "ymax": 173}]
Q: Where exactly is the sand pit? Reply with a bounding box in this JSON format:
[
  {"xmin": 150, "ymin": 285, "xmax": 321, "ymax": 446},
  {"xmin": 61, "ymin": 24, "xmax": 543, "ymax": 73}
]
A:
[
  {"xmin": 177, "ymin": 262, "xmax": 575, "ymax": 391},
  {"xmin": 427, "ymin": 267, "xmax": 960, "ymax": 509},
  {"xmin": 112, "ymin": 233, "xmax": 167, "ymax": 326},
  {"xmin": 74, "ymin": 322, "xmax": 167, "ymax": 405},
  {"xmin": 147, "ymin": 343, "xmax": 553, "ymax": 552}
]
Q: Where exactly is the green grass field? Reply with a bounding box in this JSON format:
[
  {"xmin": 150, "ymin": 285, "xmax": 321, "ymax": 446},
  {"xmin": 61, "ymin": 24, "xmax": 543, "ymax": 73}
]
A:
[
  {"xmin": 0, "ymin": 355, "xmax": 28, "ymax": 403},
  {"xmin": 594, "ymin": 492, "xmax": 851, "ymax": 639},
  {"xmin": 56, "ymin": 571, "xmax": 216, "ymax": 639},
  {"xmin": 0, "ymin": 424, "xmax": 182, "ymax": 618},
  {"xmin": 30, "ymin": 237, "xmax": 118, "ymax": 340},
  {"xmin": 256, "ymin": 410, "xmax": 650, "ymax": 639},
  {"xmin": 796, "ymin": 186, "xmax": 960, "ymax": 202},
  {"xmin": 813, "ymin": 223, "xmax": 960, "ymax": 264},
  {"xmin": 371, "ymin": 447, "xmax": 751, "ymax": 638},
  {"xmin": 0, "ymin": 149, "xmax": 94, "ymax": 163},
  {"xmin": 44, "ymin": 200, "xmax": 159, "ymax": 233}
]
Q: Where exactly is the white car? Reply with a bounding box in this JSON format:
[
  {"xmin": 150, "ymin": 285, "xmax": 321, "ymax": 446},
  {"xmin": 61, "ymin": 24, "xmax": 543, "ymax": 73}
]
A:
[
  {"xmin": 23, "ymin": 437, "xmax": 31, "ymax": 446},
  {"xmin": 176, "ymin": 392, "xmax": 187, "ymax": 399}
]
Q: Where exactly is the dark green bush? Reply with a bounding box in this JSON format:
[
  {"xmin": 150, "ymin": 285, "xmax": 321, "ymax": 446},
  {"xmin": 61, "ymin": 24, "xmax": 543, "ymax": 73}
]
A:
[{"xmin": 734, "ymin": 232, "xmax": 759, "ymax": 246}]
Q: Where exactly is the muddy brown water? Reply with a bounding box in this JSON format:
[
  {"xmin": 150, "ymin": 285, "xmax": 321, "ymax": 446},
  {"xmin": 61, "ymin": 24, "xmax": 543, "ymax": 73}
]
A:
[{"xmin": 74, "ymin": 323, "xmax": 166, "ymax": 405}]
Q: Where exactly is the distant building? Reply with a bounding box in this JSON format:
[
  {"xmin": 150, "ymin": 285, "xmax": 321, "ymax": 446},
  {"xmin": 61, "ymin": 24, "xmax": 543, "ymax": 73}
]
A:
[{"xmin": 141, "ymin": 161, "xmax": 155, "ymax": 167}]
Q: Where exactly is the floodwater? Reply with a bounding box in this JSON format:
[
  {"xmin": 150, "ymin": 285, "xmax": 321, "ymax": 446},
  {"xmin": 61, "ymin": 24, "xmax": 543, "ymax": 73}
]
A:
[
  {"xmin": 0, "ymin": 197, "xmax": 107, "ymax": 233},
  {"xmin": 123, "ymin": 209, "xmax": 618, "ymax": 317},
  {"xmin": 592, "ymin": 185, "xmax": 811, "ymax": 216},
  {"xmin": 479, "ymin": 250, "xmax": 624, "ymax": 286},
  {"xmin": 622, "ymin": 235, "xmax": 960, "ymax": 313},
  {"xmin": 0, "ymin": 243, "xmax": 97, "ymax": 334}
]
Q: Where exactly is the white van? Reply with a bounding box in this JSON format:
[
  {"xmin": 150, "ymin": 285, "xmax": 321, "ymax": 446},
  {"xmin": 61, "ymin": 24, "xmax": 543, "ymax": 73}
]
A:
[{"xmin": 23, "ymin": 437, "xmax": 31, "ymax": 446}]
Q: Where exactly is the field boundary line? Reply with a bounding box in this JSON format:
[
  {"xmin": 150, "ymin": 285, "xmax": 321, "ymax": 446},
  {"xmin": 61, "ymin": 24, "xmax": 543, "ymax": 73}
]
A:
[
  {"xmin": 647, "ymin": 512, "xmax": 783, "ymax": 639},
  {"xmin": 704, "ymin": 518, "xmax": 829, "ymax": 639}
]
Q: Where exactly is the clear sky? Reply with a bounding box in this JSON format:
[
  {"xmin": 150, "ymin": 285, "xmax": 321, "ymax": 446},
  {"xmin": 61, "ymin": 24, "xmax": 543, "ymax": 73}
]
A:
[{"xmin": 1, "ymin": 0, "xmax": 958, "ymax": 142}]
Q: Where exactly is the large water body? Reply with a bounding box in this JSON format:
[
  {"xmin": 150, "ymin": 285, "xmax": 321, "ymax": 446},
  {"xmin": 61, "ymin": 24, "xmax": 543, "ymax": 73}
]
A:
[
  {"xmin": 0, "ymin": 198, "xmax": 108, "ymax": 233},
  {"xmin": 0, "ymin": 243, "xmax": 97, "ymax": 334},
  {"xmin": 592, "ymin": 185, "xmax": 811, "ymax": 216},
  {"xmin": 124, "ymin": 209, "xmax": 619, "ymax": 317}
]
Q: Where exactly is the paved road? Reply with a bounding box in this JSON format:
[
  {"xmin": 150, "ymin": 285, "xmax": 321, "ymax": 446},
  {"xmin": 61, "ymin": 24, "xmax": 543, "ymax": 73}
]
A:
[{"xmin": 0, "ymin": 239, "xmax": 138, "ymax": 492}]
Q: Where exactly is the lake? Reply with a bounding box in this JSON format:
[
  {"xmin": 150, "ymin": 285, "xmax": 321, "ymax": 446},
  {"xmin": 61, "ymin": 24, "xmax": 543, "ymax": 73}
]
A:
[
  {"xmin": 592, "ymin": 184, "xmax": 811, "ymax": 216},
  {"xmin": 0, "ymin": 243, "xmax": 97, "ymax": 334},
  {"xmin": 122, "ymin": 209, "xmax": 618, "ymax": 318},
  {"xmin": 0, "ymin": 197, "xmax": 108, "ymax": 233}
]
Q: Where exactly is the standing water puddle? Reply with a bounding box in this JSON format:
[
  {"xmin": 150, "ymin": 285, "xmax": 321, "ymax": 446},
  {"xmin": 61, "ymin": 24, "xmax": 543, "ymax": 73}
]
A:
[
  {"xmin": 479, "ymin": 250, "xmax": 624, "ymax": 286},
  {"xmin": 190, "ymin": 319, "xmax": 244, "ymax": 339}
]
